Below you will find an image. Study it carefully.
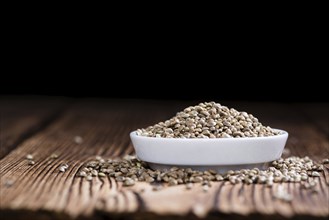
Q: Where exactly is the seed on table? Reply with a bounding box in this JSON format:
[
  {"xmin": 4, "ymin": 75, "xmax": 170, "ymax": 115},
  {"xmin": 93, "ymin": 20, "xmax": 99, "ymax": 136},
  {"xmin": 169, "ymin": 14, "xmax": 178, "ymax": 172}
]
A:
[
  {"xmin": 116, "ymin": 176, "xmax": 125, "ymax": 182},
  {"xmin": 202, "ymin": 181, "xmax": 211, "ymax": 187},
  {"xmin": 229, "ymin": 176, "xmax": 237, "ymax": 184},
  {"xmin": 316, "ymin": 165, "xmax": 324, "ymax": 171},
  {"xmin": 168, "ymin": 179, "xmax": 178, "ymax": 186},
  {"xmin": 5, "ymin": 179, "xmax": 14, "ymax": 187},
  {"xmin": 162, "ymin": 176, "xmax": 169, "ymax": 182},
  {"xmin": 74, "ymin": 136, "xmax": 83, "ymax": 144},
  {"xmin": 74, "ymin": 154, "xmax": 327, "ymax": 198},
  {"xmin": 215, "ymin": 174, "xmax": 224, "ymax": 181},
  {"xmin": 267, "ymin": 180, "xmax": 273, "ymax": 187},
  {"xmin": 91, "ymin": 170, "xmax": 98, "ymax": 176},
  {"xmin": 78, "ymin": 171, "xmax": 87, "ymax": 177},
  {"xmin": 309, "ymin": 180, "xmax": 318, "ymax": 187},
  {"xmin": 50, "ymin": 153, "xmax": 59, "ymax": 159},
  {"xmin": 301, "ymin": 174, "xmax": 308, "ymax": 181},
  {"xmin": 322, "ymin": 159, "xmax": 329, "ymax": 164},
  {"xmin": 282, "ymin": 176, "xmax": 290, "ymax": 182},
  {"xmin": 202, "ymin": 175, "xmax": 210, "ymax": 181},
  {"xmin": 186, "ymin": 183, "xmax": 193, "ymax": 190},
  {"xmin": 28, "ymin": 161, "xmax": 35, "ymax": 165},
  {"xmin": 145, "ymin": 177, "xmax": 155, "ymax": 183},
  {"xmin": 62, "ymin": 163, "xmax": 69, "ymax": 169},
  {"xmin": 98, "ymin": 172, "xmax": 106, "ymax": 177},
  {"xmin": 123, "ymin": 178, "xmax": 135, "ymax": 186},
  {"xmin": 114, "ymin": 172, "xmax": 123, "ymax": 177},
  {"xmin": 120, "ymin": 168, "xmax": 128, "ymax": 174},
  {"xmin": 26, "ymin": 154, "xmax": 33, "ymax": 160},
  {"xmin": 59, "ymin": 166, "xmax": 66, "ymax": 172},
  {"xmin": 208, "ymin": 169, "xmax": 217, "ymax": 175},
  {"xmin": 202, "ymin": 185, "xmax": 209, "ymax": 192},
  {"xmin": 293, "ymin": 176, "xmax": 301, "ymax": 182},
  {"xmin": 311, "ymin": 171, "xmax": 320, "ymax": 177},
  {"xmin": 193, "ymin": 176, "xmax": 203, "ymax": 183},
  {"xmin": 244, "ymin": 178, "xmax": 253, "ymax": 184},
  {"xmin": 170, "ymin": 167, "xmax": 179, "ymax": 171},
  {"xmin": 152, "ymin": 184, "xmax": 163, "ymax": 191}
]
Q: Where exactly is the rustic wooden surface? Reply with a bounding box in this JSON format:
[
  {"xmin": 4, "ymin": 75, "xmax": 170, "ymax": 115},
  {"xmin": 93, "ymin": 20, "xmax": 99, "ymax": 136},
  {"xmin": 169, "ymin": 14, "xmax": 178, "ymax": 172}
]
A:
[{"xmin": 0, "ymin": 97, "xmax": 328, "ymax": 219}]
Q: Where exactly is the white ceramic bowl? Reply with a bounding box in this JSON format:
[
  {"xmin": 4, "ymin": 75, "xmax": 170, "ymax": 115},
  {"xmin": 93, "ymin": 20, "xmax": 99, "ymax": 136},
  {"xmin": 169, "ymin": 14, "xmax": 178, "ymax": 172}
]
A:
[{"xmin": 130, "ymin": 129, "xmax": 288, "ymax": 173}]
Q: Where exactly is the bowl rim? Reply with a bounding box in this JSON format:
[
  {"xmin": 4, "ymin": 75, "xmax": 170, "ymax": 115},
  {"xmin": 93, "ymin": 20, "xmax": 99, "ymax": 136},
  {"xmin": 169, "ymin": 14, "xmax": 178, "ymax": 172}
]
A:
[{"xmin": 130, "ymin": 128, "xmax": 288, "ymax": 141}]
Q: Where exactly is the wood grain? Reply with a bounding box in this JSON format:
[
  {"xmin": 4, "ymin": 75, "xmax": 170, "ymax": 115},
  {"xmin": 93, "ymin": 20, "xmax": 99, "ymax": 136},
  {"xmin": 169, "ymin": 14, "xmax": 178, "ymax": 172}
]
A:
[
  {"xmin": 0, "ymin": 99, "xmax": 328, "ymax": 219},
  {"xmin": 0, "ymin": 96, "xmax": 68, "ymax": 158}
]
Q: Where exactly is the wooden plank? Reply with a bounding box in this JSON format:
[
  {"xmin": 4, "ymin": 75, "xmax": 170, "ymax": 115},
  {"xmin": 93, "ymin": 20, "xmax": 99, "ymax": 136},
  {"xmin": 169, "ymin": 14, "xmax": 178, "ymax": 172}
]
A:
[
  {"xmin": 0, "ymin": 96, "xmax": 68, "ymax": 158},
  {"xmin": 0, "ymin": 100, "xmax": 328, "ymax": 219}
]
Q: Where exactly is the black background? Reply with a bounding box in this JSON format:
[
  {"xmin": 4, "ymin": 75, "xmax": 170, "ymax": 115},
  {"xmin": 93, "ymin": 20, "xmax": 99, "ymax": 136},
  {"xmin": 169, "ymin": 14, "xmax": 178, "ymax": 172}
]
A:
[
  {"xmin": 2, "ymin": 19, "xmax": 327, "ymax": 102},
  {"xmin": 2, "ymin": 52, "xmax": 327, "ymax": 102}
]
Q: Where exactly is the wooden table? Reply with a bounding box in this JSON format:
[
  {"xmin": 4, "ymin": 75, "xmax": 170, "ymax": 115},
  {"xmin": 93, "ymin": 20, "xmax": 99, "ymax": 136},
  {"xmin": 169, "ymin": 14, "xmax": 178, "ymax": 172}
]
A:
[{"xmin": 1, "ymin": 97, "xmax": 328, "ymax": 219}]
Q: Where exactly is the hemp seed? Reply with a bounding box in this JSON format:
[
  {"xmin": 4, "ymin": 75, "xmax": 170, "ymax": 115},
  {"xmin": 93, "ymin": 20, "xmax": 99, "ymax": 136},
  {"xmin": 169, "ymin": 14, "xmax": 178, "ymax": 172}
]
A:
[
  {"xmin": 26, "ymin": 154, "xmax": 33, "ymax": 160},
  {"xmin": 74, "ymin": 154, "xmax": 325, "ymax": 201},
  {"xmin": 136, "ymin": 102, "xmax": 279, "ymax": 139}
]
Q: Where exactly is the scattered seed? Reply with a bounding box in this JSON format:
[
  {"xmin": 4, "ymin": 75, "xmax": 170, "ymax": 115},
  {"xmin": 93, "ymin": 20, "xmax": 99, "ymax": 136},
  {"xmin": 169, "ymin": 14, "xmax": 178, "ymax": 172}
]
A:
[
  {"xmin": 62, "ymin": 163, "xmax": 69, "ymax": 169},
  {"xmin": 192, "ymin": 204, "xmax": 207, "ymax": 218},
  {"xmin": 50, "ymin": 153, "xmax": 59, "ymax": 159},
  {"xmin": 274, "ymin": 185, "xmax": 292, "ymax": 202},
  {"xmin": 115, "ymin": 176, "xmax": 125, "ymax": 182},
  {"xmin": 5, "ymin": 179, "xmax": 14, "ymax": 187},
  {"xmin": 28, "ymin": 160, "xmax": 35, "ymax": 165},
  {"xmin": 145, "ymin": 177, "xmax": 155, "ymax": 183},
  {"xmin": 98, "ymin": 172, "xmax": 106, "ymax": 177},
  {"xmin": 186, "ymin": 183, "xmax": 193, "ymax": 190},
  {"xmin": 91, "ymin": 170, "xmax": 98, "ymax": 176},
  {"xmin": 168, "ymin": 179, "xmax": 178, "ymax": 186},
  {"xmin": 229, "ymin": 176, "xmax": 237, "ymax": 184},
  {"xmin": 311, "ymin": 171, "xmax": 320, "ymax": 177},
  {"xmin": 202, "ymin": 185, "xmax": 209, "ymax": 192},
  {"xmin": 152, "ymin": 184, "xmax": 163, "ymax": 191},
  {"xmin": 74, "ymin": 136, "xmax": 83, "ymax": 144},
  {"xmin": 74, "ymin": 154, "xmax": 326, "ymax": 201},
  {"xmin": 322, "ymin": 159, "xmax": 329, "ymax": 164},
  {"xmin": 78, "ymin": 171, "xmax": 87, "ymax": 177},
  {"xmin": 215, "ymin": 174, "xmax": 224, "ymax": 181},
  {"xmin": 26, "ymin": 154, "xmax": 33, "ymax": 160},
  {"xmin": 59, "ymin": 166, "xmax": 66, "ymax": 172},
  {"xmin": 193, "ymin": 176, "xmax": 203, "ymax": 183},
  {"xmin": 123, "ymin": 178, "xmax": 135, "ymax": 186}
]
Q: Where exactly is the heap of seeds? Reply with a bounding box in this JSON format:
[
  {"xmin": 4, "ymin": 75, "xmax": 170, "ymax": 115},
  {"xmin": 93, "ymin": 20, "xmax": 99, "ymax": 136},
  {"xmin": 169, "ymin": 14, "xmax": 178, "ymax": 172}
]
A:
[
  {"xmin": 136, "ymin": 102, "xmax": 279, "ymax": 138},
  {"xmin": 77, "ymin": 155, "xmax": 326, "ymax": 193}
]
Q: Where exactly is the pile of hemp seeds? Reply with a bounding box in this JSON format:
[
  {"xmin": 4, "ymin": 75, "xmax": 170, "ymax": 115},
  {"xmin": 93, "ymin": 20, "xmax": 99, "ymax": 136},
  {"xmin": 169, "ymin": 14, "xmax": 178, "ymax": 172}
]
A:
[
  {"xmin": 76, "ymin": 102, "xmax": 329, "ymax": 201},
  {"xmin": 78, "ymin": 155, "xmax": 328, "ymax": 192},
  {"xmin": 136, "ymin": 101, "xmax": 280, "ymax": 138}
]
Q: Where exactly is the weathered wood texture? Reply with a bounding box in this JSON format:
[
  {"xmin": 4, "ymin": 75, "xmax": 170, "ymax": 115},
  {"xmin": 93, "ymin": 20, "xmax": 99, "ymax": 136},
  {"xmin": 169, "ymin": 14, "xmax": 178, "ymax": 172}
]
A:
[
  {"xmin": 0, "ymin": 96, "xmax": 68, "ymax": 159},
  {"xmin": 0, "ymin": 98, "xmax": 328, "ymax": 220}
]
